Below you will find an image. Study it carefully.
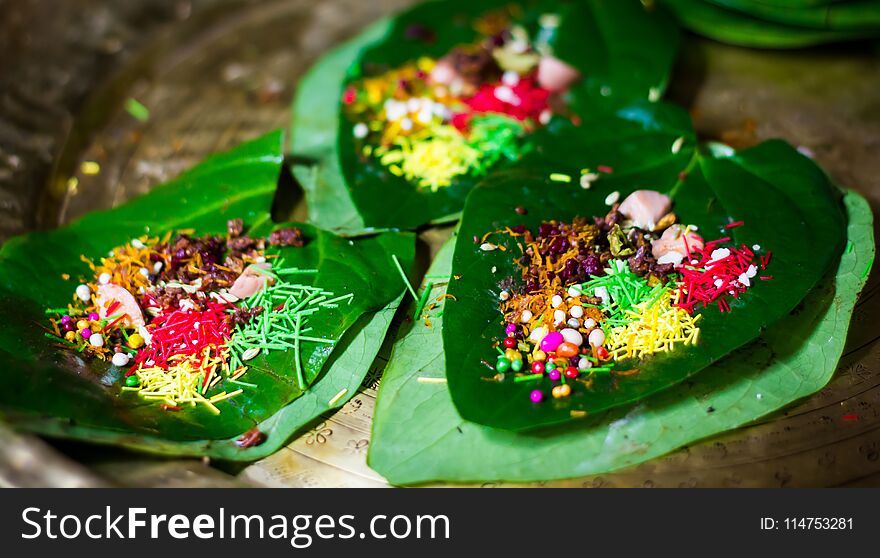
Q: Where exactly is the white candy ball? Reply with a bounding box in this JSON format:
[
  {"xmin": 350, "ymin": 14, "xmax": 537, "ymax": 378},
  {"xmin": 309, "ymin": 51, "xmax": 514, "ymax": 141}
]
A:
[
  {"xmin": 583, "ymin": 318, "xmax": 596, "ymax": 328},
  {"xmin": 529, "ymin": 326, "xmax": 548, "ymax": 343},
  {"xmin": 551, "ymin": 295, "xmax": 563, "ymax": 308},
  {"xmin": 588, "ymin": 328, "xmax": 606, "ymax": 347},
  {"xmin": 111, "ymin": 352, "xmax": 130, "ymax": 367},
  {"xmin": 560, "ymin": 328, "xmax": 583, "ymax": 346},
  {"xmin": 578, "ymin": 357, "xmax": 592, "ymax": 371},
  {"xmin": 553, "ymin": 309, "xmax": 566, "ymax": 325},
  {"xmin": 520, "ymin": 310, "xmax": 533, "ymax": 323},
  {"xmin": 75, "ymin": 284, "xmax": 91, "ymax": 302},
  {"xmin": 569, "ymin": 305, "xmax": 584, "ymax": 318},
  {"xmin": 88, "ymin": 333, "xmax": 104, "ymax": 347}
]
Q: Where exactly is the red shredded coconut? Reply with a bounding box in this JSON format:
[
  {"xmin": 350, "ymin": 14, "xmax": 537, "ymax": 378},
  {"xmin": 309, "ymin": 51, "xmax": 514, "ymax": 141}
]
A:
[
  {"xmin": 674, "ymin": 235, "xmax": 769, "ymax": 314},
  {"xmin": 132, "ymin": 301, "xmax": 232, "ymax": 370},
  {"xmin": 461, "ymin": 78, "xmax": 550, "ymax": 122}
]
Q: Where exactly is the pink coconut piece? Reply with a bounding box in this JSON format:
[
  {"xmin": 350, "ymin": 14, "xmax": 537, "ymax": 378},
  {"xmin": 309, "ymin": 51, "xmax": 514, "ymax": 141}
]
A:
[
  {"xmin": 429, "ymin": 59, "xmax": 458, "ymax": 86},
  {"xmin": 618, "ymin": 190, "xmax": 672, "ymax": 231},
  {"xmin": 96, "ymin": 284, "xmax": 145, "ymax": 327},
  {"xmin": 229, "ymin": 263, "xmax": 275, "ymax": 300},
  {"xmin": 652, "ymin": 225, "xmax": 705, "ymax": 264},
  {"xmin": 536, "ymin": 56, "xmax": 581, "ymax": 92}
]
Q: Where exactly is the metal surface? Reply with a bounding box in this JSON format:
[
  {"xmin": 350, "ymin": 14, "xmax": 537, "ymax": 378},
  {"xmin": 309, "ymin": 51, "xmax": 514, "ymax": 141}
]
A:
[{"xmin": 1, "ymin": 0, "xmax": 879, "ymax": 487}]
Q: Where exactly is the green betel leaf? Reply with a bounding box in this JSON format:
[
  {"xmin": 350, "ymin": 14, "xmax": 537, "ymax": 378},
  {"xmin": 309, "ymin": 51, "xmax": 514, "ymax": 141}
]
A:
[
  {"xmin": 662, "ymin": 0, "xmax": 876, "ymax": 48},
  {"xmin": 704, "ymin": 0, "xmax": 880, "ymax": 32},
  {"xmin": 291, "ymin": 0, "xmax": 680, "ymax": 233},
  {"xmin": 0, "ymin": 131, "xmax": 415, "ymax": 460},
  {"xmin": 443, "ymin": 117, "xmax": 846, "ymax": 430},
  {"xmin": 369, "ymin": 191, "xmax": 873, "ymax": 484}
]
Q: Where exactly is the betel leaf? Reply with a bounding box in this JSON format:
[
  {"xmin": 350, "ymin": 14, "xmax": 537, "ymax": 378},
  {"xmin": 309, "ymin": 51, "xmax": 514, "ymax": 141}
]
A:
[
  {"xmin": 705, "ymin": 0, "xmax": 880, "ymax": 32},
  {"xmin": 291, "ymin": 0, "xmax": 680, "ymax": 233},
  {"xmin": 368, "ymin": 192, "xmax": 873, "ymax": 484},
  {"xmin": 661, "ymin": 0, "xmax": 875, "ymax": 47},
  {"xmin": 443, "ymin": 116, "xmax": 847, "ymax": 431},
  {"xmin": 0, "ymin": 131, "xmax": 415, "ymax": 459}
]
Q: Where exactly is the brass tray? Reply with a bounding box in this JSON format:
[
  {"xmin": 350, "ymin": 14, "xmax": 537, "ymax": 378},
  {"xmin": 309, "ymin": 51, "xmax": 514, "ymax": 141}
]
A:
[{"xmin": 1, "ymin": 0, "xmax": 879, "ymax": 487}]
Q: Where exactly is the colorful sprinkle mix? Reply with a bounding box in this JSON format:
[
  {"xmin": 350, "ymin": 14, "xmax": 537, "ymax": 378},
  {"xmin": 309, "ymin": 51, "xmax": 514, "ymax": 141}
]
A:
[
  {"xmin": 474, "ymin": 186, "xmax": 772, "ymax": 405},
  {"xmin": 343, "ymin": 11, "xmax": 580, "ymax": 191},
  {"xmin": 45, "ymin": 220, "xmax": 345, "ymax": 415}
]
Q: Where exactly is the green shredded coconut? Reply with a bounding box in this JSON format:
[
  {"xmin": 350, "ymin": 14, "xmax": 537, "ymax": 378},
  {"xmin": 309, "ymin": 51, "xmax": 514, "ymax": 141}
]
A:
[
  {"xmin": 227, "ymin": 266, "xmax": 351, "ymax": 392},
  {"xmin": 580, "ymin": 259, "xmax": 665, "ymax": 326}
]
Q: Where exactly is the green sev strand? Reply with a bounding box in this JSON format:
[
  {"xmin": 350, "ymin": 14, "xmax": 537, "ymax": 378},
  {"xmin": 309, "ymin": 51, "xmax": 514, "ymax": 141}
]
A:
[
  {"xmin": 125, "ymin": 98, "xmax": 150, "ymax": 122},
  {"xmin": 513, "ymin": 374, "xmax": 543, "ymax": 382},
  {"xmin": 392, "ymin": 254, "xmax": 418, "ymax": 300},
  {"xmin": 294, "ymin": 314, "xmax": 304, "ymax": 389},
  {"xmin": 44, "ymin": 307, "xmax": 71, "ymax": 315},
  {"xmin": 278, "ymin": 334, "xmax": 335, "ymax": 344},
  {"xmin": 227, "ymin": 378, "xmax": 258, "ymax": 388},
  {"xmin": 251, "ymin": 265, "xmax": 279, "ymax": 280},
  {"xmin": 276, "ymin": 268, "xmax": 318, "ymax": 275},
  {"xmin": 320, "ymin": 293, "xmax": 354, "ymax": 306},
  {"xmin": 413, "ymin": 282, "xmax": 434, "ymax": 320}
]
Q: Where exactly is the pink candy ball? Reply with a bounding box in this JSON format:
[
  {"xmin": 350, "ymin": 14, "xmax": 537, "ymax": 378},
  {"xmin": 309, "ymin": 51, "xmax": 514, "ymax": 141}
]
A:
[
  {"xmin": 540, "ymin": 331, "xmax": 564, "ymax": 353},
  {"xmin": 529, "ymin": 390, "xmax": 543, "ymax": 403}
]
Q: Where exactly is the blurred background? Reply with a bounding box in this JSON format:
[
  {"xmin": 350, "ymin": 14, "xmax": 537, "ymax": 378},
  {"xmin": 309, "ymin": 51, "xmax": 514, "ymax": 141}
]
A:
[{"xmin": 1, "ymin": 0, "xmax": 879, "ymax": 487}]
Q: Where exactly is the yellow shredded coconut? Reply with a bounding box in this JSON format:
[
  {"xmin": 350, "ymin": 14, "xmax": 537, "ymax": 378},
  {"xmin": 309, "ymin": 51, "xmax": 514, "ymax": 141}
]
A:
[
  {"xmin": 376, "ymin": 124, "xmax": 481, "ymax": 191},
  {"xmin": 604, "ymin": 289, "xmax": 701, "ymax": 361},
  {"xmin": 129, "ymin": 345, "xmax": 245, "ymax": 413}
]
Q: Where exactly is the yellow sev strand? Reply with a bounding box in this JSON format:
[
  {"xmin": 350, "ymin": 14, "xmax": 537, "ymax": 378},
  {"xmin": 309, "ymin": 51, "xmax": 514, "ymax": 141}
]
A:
[{"xmin": 604, "ymin": 289, "xmax": 701, "ymax": 361}]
